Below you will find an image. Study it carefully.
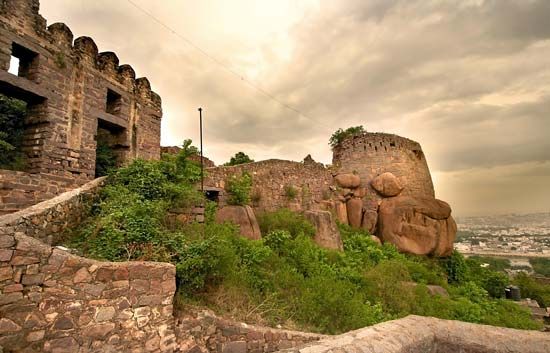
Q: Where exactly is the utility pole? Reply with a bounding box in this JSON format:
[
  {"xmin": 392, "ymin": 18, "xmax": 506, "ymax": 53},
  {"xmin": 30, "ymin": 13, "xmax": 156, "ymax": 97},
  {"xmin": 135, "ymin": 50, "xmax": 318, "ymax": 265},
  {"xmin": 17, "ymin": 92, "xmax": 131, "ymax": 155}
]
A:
[{"xmin": 198, "ymin": 107, "xmax": 204, "ymax": 193}]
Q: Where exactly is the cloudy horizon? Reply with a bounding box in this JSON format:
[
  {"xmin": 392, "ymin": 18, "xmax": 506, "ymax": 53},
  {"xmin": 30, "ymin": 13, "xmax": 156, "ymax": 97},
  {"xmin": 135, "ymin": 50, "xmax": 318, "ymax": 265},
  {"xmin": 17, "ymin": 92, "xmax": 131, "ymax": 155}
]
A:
[{"xmin": 40, "ymin": 0, "xmax": 550, "ymax": 217}]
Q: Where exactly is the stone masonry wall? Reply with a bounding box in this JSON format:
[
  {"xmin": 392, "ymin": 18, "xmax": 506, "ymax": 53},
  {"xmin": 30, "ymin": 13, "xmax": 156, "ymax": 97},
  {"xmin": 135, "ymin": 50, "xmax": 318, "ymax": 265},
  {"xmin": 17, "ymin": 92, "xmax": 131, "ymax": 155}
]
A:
[
  {"xmin": 332, "ymin": 133, "xmax": 435, "ymax": 209},
  {"xmin": 0, "ymin": 0, "xmax": 162, "ymax": 212},
  {"xmin": 175, "ymin": 310, "xmax": 325, "ymax": 353},
  {"xmin": 204, "ymin": 159, "xmax": 333, "ymax": 214},
  {"xmin": 278, "ymin": 315, "xmax": 550, "ymax": 353},
  {"xmin": 0, "ymin": 169, "xmax": 78, "ymax": 215},
  {"xmin": 0, "ymin": 176, "xmax": 105, "ymax": 244},
  {"xmin": 0, "ymin": 177, "xmax": 177, "ymax": 352}
]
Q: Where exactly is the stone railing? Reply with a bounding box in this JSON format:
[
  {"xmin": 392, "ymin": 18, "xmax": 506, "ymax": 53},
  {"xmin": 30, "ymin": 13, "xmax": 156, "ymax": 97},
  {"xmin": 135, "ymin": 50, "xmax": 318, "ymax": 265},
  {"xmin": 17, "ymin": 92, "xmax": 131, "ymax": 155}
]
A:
[
  {"xmin": 277, "ymin": 315, "xmax": 550, "ymax": 353},
  {"xmin": 175, "ymin": 310, "xmax": 325, "ymax": 353}
]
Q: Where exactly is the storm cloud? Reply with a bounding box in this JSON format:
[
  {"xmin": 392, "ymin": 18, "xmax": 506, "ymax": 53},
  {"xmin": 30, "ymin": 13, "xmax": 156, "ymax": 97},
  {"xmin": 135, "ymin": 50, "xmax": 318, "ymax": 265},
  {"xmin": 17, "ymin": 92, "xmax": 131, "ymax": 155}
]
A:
[{"xmin": 40, "ymin": 0, "xmax": 550, "ymax": 216}]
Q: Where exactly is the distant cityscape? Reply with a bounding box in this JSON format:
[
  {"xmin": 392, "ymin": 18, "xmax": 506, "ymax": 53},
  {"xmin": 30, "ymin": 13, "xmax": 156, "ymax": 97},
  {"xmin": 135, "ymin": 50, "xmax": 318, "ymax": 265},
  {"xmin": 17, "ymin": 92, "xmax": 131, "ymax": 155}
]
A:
[{"xmin": 455, "ymin": 212, "xmax": 550, "ymax": 258}]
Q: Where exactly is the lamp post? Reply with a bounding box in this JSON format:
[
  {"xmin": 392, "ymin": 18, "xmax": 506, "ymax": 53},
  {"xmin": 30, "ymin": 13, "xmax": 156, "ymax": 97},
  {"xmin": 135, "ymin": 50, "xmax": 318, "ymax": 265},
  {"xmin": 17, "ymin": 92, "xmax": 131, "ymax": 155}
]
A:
[{"xmin": 198, "ymin": 107, "xmax": 204, "ymax": 193}]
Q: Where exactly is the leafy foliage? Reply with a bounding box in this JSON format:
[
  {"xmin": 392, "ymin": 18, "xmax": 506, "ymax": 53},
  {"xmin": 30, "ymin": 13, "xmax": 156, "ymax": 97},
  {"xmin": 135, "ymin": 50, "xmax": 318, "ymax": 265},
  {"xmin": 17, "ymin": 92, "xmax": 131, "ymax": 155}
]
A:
[
  {"xmin": 65, "ymin": 155, "xmax": 543, "ymax": 333},
  {"xmin": 284, "ymin": 185, "xmax": 298, "ymax": 200},
  {"xmin": 329, "ymin": 126, "xmax": 365, "ymax": 148},
  {"xmin": 94, "ymin": 140, "xmax": 117, "ymax": 177},
  {"xmin": 0, "ymin": 94, "xmax": 27, "ymax": 170},
  {"xmin": 226, "ymin": 172, "xmax": 252, "ymax": 205},
  {"xmin": 257, "ymin": 209, "xmax": 316, "ymax": 238},
  {"xmin": 529, "ymin": 257, "xmax": 550, "ymax": 277},
  {"xmin": 225, "ymin": 152, "xmax": 254, "ymax": 166}
]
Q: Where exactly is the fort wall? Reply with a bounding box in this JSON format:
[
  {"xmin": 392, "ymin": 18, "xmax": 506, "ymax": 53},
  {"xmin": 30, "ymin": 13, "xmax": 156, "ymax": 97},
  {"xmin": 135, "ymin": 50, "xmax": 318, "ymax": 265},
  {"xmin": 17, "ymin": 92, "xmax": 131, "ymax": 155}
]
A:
[
  {"xmin": 204, "ymin": 159, "xmax": 333, "ymax": 213},
  {"xmin": 332, "ymin": 133, "xmax": 434, "ymax": 205},
  {"xmin": 0, "ymin": 0, "xmax": 162, "ymax": 213},
  {"xmin": 0, "ymin": 177, "xmax": 176, "ymax": 352}
]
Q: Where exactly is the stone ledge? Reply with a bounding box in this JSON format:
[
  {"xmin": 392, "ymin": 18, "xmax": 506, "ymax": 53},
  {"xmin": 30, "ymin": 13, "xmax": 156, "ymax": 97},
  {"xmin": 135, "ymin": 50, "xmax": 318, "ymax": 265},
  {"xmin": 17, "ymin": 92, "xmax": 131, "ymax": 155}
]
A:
[{"xmin": 276, "ymin": 316, "xmax": 550, "ymax": 353}]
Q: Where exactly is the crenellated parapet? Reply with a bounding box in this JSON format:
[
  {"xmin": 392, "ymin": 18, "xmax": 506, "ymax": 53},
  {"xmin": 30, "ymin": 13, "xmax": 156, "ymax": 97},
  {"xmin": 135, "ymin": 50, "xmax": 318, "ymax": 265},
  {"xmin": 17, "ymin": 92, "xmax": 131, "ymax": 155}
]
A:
[{"xmin": 0, "ymin": 0, "xmax": 163, "ymax": 213}]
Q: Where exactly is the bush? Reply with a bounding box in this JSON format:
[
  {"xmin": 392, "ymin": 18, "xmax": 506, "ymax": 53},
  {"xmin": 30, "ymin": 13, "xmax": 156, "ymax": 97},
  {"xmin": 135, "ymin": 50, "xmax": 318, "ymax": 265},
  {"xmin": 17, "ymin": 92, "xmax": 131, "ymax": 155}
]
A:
[
  {"xmin": 329, "ymin": 126, "xmax": 365, "ymax": 148},
  {"xmin": 441, "ymin": 250, "xmax": 468, "ymax": 283},
  {"xmin": 284, "ymin": 185, "xmax": 298, "ymax": 200},
  {"xmin": 529, "ymin": 258, "xmax": 550, "ymax": 277},
  {"xmin": 226, "ymin": 172, "xmax": 252, "ymax": 205},
  {"xmin": 225, "ymin": 152, "xmax": 254, "ymax": 166},
  {"xmin": 258, "ymin": 209, "xmax": 316, "ymax": 238},
  {"xmin": 513, "ymin": 272, "xmax": 550, "ymax": 307},
  {"xmin": 94, "ymin": 140, "xmax": 117, "ymax": 177}
]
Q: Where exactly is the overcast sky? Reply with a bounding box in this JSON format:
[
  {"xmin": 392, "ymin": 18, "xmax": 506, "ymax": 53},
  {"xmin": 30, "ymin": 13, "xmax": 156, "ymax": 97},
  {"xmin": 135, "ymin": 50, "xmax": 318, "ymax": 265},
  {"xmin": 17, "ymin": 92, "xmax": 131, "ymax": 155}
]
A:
[{"xmin": 40, "ymin": 0, "xmax": 550, "ymax": 217}]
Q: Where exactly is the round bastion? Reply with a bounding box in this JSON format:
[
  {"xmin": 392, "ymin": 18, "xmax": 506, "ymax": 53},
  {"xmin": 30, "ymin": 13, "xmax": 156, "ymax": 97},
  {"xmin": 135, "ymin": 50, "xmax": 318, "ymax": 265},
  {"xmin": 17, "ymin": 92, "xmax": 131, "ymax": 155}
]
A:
[{"xmin": 332, "ymin": 132, "xmax": 435, "ymax": 203}]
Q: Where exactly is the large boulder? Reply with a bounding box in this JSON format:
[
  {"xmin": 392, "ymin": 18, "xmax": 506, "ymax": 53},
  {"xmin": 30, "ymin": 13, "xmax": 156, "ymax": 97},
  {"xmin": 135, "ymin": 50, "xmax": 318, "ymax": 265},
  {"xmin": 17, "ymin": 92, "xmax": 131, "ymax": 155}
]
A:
[
  {"xmin": 304, "ymin": 210, "xmax": 343, "ymax": 250},
  {"xmin": 371, "ymin": 172, "xmax": 404, "ymax": 197},
  {"xmin": 215, "ymin": 205, "xmax": 261, "ymax": 240},
  {"xmin": 346, "ymin": 198, "xmax": 363, "ymax": 228},
  {"xmin": 335, "ymin": 202, "xmax": 348, "ymax": 225},
  {"xmin": 334, "ymin": 173, "xmax": 361, "ymax": 189},
  {"xmin": 377, "ymin": 196, "xmax": 456, "ymax": 256},
  {"xmin": 361, "ymin": 209, "xmax": 378, "ymax": 233}
]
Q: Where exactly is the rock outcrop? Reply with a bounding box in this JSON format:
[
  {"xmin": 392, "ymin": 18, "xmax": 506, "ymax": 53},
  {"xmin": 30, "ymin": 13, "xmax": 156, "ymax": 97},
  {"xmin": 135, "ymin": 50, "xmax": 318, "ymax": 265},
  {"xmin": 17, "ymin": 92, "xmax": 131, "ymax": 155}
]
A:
[
  {"xmin": 371, "ymin": 172, "xmax": 404, "ymax": 197},
  {"xmin": 304, "ymin": 210, "xmax": 343, "ymax": 250},
  {"xmin": 215, "ymin": 206, "xmax": 261, "ymax": 240},
  {"xmin": 334, "ymin": 173, "xmax": 361, "ymax": 189},
  {"xmin": 377, "ymin": 196, "xmax": 456, "ymax": 256}
]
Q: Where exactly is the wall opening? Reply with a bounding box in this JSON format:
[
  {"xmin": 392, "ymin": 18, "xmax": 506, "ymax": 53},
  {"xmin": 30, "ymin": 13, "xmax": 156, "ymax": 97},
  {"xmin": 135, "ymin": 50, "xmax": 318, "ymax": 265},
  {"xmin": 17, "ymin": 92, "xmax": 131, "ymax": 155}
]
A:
[
  {"xmin": 106, "ymin": 89, "xmax": 122, "ymax": 116},
  {"xmin": 0, "ymin": 93, "xmax": 27, "ymax": 171},
  {"xmin": 95, "ymin": 119, "xmax": 127, "ymax": 177},
  {"xmin": 10, "ymin": 43, "xmax": 39, "ymax": 80}
]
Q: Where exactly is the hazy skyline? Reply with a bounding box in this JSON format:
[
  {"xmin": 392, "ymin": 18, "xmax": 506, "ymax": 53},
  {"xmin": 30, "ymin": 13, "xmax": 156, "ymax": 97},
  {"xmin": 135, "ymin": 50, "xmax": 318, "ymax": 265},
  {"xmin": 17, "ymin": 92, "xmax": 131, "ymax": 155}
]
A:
[{"xmin": 40, "ymin": 0, "xmax": 550, "ymax": 217}]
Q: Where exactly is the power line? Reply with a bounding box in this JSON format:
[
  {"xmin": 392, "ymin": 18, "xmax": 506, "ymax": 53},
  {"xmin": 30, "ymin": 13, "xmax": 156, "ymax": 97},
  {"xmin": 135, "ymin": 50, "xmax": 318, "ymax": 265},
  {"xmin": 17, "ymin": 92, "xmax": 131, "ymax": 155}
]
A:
[{"xmin": 124, "ymin": 0, "xmax": 333, "ymax": 131}]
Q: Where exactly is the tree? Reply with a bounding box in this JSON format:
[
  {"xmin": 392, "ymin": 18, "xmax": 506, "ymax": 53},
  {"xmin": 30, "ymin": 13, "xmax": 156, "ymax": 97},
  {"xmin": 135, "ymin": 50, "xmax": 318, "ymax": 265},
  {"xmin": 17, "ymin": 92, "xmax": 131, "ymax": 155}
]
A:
[
  {"xmin": 329, "ymin": 126, "xmax": 365, "ymax": 148},
  {"xmin": 224, "ymin": 152, "xmax": 254, "ymax": 166}
]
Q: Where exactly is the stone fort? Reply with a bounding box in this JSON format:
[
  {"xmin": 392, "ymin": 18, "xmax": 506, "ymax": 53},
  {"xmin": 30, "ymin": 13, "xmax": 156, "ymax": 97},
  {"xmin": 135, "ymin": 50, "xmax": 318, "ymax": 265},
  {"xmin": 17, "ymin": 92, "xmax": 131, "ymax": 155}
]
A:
[
  {"xmin": 0, "ymin": 0, "xmax": 162, "ymax": 214},
  {"xmin": 0, "ymin": 1, "xmax": 548, "ymax": 352}
]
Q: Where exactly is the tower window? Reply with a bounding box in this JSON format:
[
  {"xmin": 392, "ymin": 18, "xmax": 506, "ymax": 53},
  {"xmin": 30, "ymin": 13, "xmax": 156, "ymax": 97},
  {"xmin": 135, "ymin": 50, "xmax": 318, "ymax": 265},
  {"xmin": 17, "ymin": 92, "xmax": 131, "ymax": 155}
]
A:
[
  {"xmin": 10, "ymin": 43, "xmax": 38, "ymax": 80},
  {"xmin": 106, "ymin": 89, "xmax": 122, "ymax": 116}
]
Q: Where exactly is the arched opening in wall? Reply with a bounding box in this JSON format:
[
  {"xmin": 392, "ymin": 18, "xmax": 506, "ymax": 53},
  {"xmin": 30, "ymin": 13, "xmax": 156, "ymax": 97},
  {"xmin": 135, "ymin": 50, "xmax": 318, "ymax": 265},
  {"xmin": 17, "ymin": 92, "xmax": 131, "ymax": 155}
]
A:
[{"xmin": 95, "ymin": 118, "xmax": 128, "ymax": 177}]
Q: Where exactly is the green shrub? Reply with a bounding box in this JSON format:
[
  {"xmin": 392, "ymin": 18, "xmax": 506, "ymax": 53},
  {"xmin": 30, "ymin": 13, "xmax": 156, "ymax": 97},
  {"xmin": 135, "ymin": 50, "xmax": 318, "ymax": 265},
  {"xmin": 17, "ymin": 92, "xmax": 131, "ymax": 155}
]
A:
[
  {"xmin": 94, "ymin": 140, "xmax": 117, "ymax": 177},
  {"xmin": 258, "ymin": 208, "xmax": 316, "ymax": 238},
  {"xmin": 224, "ymin": 152, "xmax": 254, "ymax": 166},
  {"xmin": 226, "ymin": 172, "xmax": 252, "ymax": 205},
  {"xmin": 529, "ymin": 258, "xmax": 550, "ymax": 277},
  {"xmin": 441, "ymin": 250, "xmax": 468, "ymax": 283},
  {"xmin": 513, "ymin": 272, "xmax": 550, "ymax": 307},
  {"xmin": 284, "ymin": 185, "xmax": 298, "ymax": 200},
  {"xmin": 329, "ymin": 126, "xmax": 365, "ymax": 148}
]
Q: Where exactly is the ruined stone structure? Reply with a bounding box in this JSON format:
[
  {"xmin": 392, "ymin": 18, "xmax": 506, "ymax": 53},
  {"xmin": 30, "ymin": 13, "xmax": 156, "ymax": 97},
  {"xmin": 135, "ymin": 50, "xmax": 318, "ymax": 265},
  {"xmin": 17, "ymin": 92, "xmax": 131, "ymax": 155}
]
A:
[
  {"xmin": 205, "ymin": 132, "xmax": 456, "ymax": 256},
  {"xmin": 332, "ymin": 132, "xmax": 435, "ymax": 200},
  {"xmin": 0, "ymin": 182, "xmax": 546, "ymax": 352},
  {"xmin": 0, "ymin": 0, "xmax": 162, "ymax": 214},
  {"xmin": 205, "ymin": 159, "xmax": 332, "ymax": 213},
  {"xmin": 0, "ymin": 178, "xmax": 176, "ymax": 352}
]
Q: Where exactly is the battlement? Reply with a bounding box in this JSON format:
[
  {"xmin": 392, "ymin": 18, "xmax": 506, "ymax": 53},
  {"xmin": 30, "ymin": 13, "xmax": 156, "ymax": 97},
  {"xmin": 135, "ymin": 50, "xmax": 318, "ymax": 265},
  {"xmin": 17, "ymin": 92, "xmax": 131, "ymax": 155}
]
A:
[
  {"xmin": 333, "ymin": 132, "xmax": 425, "ymax": 163},
  {"xmin": 0, "ymin": 0, "xmax": 163, "ymax": 213}
]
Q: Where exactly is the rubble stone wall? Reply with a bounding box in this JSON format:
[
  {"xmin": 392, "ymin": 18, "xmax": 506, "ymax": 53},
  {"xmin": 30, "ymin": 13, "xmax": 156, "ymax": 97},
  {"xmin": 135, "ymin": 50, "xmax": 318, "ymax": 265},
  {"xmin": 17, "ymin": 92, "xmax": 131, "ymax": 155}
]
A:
[
  {"xmin": 0, "ymin": 0, "xmax": 162, "ymax": 212},
  {"xmin": 332, "ymin": 133, "xmax": 435, "ymax": 208},
  {"xmin": 204, "ymin": 159, "xmax": 333, "ymax": 213},
  {"xmin": 175, "ymin": 310, "xmax": 325, "ymax": 353},
  {"xmin": 0, "ymin": 177, "xmax": 177, "ymax": 353},
  {"xmin": 277, "ymin": 315, "xmax": 550, "ymax": 353}
]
